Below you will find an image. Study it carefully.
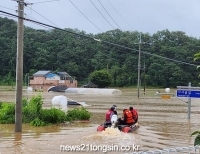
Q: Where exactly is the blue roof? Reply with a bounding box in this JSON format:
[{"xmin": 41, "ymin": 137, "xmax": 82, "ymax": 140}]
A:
[{"xmin": 46, "ymin": 73, "xmax": 58, "ymax": 78}]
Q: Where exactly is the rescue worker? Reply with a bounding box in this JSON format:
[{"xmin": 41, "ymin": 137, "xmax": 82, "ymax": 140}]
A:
[
  {"xmin": 118, "ymin": 109, "xmax": 134, "ymax": 125},
  {"xmin": 123, "ymin": 109, "xmax": 134, "ymax": 125},
  {"xmin": 113, "ymin": 105, "xmax": 117, "ymax": 115},
  {"xmin": 105, "ymin": 105, "xmax": 115, "ymax": 125},
  {"xmin": 129, "ymin": 106, "xmax": 138, "ymax": 123}
]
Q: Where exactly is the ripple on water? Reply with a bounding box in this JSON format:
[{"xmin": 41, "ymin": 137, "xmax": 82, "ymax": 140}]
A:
[{"xmin": 82, "ymin": 127, "xmax": 138, "ymax": 146}]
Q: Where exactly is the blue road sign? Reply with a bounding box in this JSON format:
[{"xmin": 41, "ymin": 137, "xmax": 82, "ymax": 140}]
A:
[{"xmin": 176, "ymin": 89, "xmax": 200, "ymax": 98}]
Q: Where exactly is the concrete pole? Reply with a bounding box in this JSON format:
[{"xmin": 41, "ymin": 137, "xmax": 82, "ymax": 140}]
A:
[
  {"xmin": 143, "ymin": 55, "xmax": 146, "ymax": 95},
  {"xmin": 137, "ymin": 33, "xmax": 141, "ymax": 98},
  {"xmin": 15, "ymin": 0, "xmax": 24, "ymax": 132},
  {"xmin": 188, "ymin": 82, "xmax": 191, "ymax": 119}
]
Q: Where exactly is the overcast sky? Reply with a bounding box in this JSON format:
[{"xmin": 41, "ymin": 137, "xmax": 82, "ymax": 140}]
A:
[{"xmin": 0, "ymin": 0, "xmax": 200, "ymax": 38}]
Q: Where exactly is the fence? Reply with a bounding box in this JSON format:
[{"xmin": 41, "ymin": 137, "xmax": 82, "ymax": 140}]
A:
[{"xmin": 131, "ymin": 145, "xmax": 200, "ymax": 154}]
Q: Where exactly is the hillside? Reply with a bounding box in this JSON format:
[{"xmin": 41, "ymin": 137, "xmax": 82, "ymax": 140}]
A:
[{"xmin": 0, "ymin": 17, "xmax": 200, "ymax": 87}]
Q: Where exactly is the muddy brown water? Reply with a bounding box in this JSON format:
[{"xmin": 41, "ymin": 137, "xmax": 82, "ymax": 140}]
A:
[{"xmin": 0, "ymin": 88, "xmax": 200, "ymax": 154}]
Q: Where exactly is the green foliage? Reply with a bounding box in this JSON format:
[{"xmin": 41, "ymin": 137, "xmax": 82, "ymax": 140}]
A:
[
  {"xmin": 191, "ymin": 131, "xmax": 200, "ymax": 146},
  {"xmin": 0, "ymin": 102, "xmax": 15, "ymax": 124},
  {"xmin": 22, "ymin": 95, "xmax": 43, "ymax": 123},
  {"xmin": 1, "ymin": 17, "xmax": 200, "ymax": 87},
  {"xmin": 0, "ymin": 95, "xmax": 91, "ymax": 126},
  {"xmin": 66, "ymin": 107, "xmax": 91, "ymax": 121},
  {"xmin": 0, "ymin": 95, "xmax": 66, "ymax": 126},
  {"xmin": 39, "ymin": 108, "xmax": 66, "ymax": 124},
  {"xmin": 89, "ymin": 70, "xmax": 112, "ymax": 88},
  {"xmin": 194, "ymin": 52, "xmax": 200, "ymax": 62},
  {"xmin": 194, "ymin": 52, "xmax": 200, "ymax": 79},
  {"xmin": 30, "ymin": 117, "xmax": 46, "ymax": 126}
]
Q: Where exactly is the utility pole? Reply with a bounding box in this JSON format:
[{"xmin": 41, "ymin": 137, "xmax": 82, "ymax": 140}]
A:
[
  {"xmin": 143, "ymin": 54, "xmax": 146, "ymax": 95},
  {"xmin": 134, "ymin": 33, "xmax": 142, "ymax": 98},
  {"xmin": 15, "ymin": 0, "xmax": 24, "ymax": 132},
  {"xmin": 134, "ymin": 33, "xmax": 152, "ymax": 98},
  {"xmin": 137, "ymin": 33, "xmax": 141, "ymax": 98}
]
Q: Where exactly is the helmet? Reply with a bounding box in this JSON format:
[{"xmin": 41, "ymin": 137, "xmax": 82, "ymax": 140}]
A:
[
  {"xmin": 112, "ymin": 105, "xmax": 117, "ymax": 111},
  {"xmin": 110, "ymin": 106, "xmax": 115, "ymax": 111}
]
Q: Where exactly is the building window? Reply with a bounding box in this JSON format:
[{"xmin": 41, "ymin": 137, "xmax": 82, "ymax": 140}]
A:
[{"xmin": 70, "ymin": 80, "xmax": 73, "ymax": 83}]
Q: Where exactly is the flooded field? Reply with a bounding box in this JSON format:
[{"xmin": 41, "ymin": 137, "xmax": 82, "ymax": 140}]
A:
[{"xmin": 0, "ymin": 88, "xmax": 200, "ymax": 154}]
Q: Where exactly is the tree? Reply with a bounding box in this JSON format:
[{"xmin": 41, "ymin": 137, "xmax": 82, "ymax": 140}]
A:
[
  {"xmin": 194, "ymin": 52, "xmax": 200, "ymax": 79},
  {"xmin": 89, "ymin": 70, "xmax": 112, "ymax": 88}
]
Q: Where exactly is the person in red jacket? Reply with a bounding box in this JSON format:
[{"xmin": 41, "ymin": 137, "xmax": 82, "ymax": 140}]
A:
[
  {"xmin": 129, "ymin": 106, "xmax": 138, "ymax": 123},
  {"xmin": 105, "ymin": 105, "xmax": 116, "ymax": 125}
]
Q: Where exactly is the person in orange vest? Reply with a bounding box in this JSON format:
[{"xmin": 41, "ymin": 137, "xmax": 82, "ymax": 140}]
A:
[
  {"xmin": 129, "ymin": 106, "xmax": 138, "ymax": 123},
  {"xmin": 118, "ymin": 109, "xmax": 134, "ymax": 125},
  {"xmin": 123, "ymin": 109, "xmax": 134, "ymax": 125}
]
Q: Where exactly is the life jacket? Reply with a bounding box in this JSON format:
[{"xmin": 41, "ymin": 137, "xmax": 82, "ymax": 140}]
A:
[
  {"xmin": 131, "ymin": 109, "xmax": 138, "ymax": 122},
  {"xmin": 105, "ymin": 109, "xmax": 113, "ymax": 122},
  {"xmin": 124, "ymin": 109, "xmax": 134, "ymax": 124}
]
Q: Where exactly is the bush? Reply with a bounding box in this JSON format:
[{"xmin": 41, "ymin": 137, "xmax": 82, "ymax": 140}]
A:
[
  {"xmin": 22, "ymin": 95, "xmax": 66, "ymax": 126},
  {"xmin": 22, "ymin": 95, "xmax": 43, "ymax": 123},
  {"xmin": 30, "ymin": 117, "xmax": 46, "ymax": 126},
  {"xmin": 0, "ymin": 102, "xmax": 15, "ymax": 124},
  {"xmin": 0, "ymin": 95, "xmax": 92, "ymax": 126},
  {"xmin": 66, "ymin": 107, "xmax": 91, "ymax": 121},
  {"xmin": 39, "ymin": 108, "xmax": 66, "ymax": 124}
]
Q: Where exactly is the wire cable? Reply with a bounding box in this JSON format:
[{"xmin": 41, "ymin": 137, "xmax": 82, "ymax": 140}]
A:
[
  {"xmin": 0, "ymin": 10, "xmax": 198, "ymax": 67},
  {"xmin": 0, "ymin": 6, "xmax": 16, "ymax": 11},
  {"xmin": 106, "ymin": 0, "xmax": 134, "ymax": 30},
  {"xmin": 89, "ymin": 0, "xmax": 115, "ymax": 30},
  {"xmin": 27, "ymin": 6, "xmax": 58, "ymax": 27},
  {"xmin": 68, "ymin": 0, "xmax": 103, "ymax": 33},
  {"xmin": 97, "ymin": 0, "xmax": 121, "ymax": 30},
  {"xmin": 0, "ymin": 14, "xmax": 17, "ymax": 19},
  {"xmin": 25, "ymin": 14, "xmax": 53, "ymax": 30},
  {"xmin": 28, "ymin": 0, "xmax": 60, "ymax": 5},
  {"xmin": 101, "ymin": 39, "xmax": 199, "ymax": 67}
]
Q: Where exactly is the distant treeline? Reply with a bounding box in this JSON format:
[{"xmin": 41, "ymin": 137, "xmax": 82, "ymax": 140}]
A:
[{"xmin": 0, "ymin": 17, "xmax": 200, "ymax": 87}]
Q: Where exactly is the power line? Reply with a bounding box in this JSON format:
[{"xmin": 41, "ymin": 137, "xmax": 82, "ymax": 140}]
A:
[
  {"xmin": 97, "ymin": 0, "xmax": 121, "ymax": 30},
  {"xmin": 0, "ymin": 13, "xmax": 17, "ymax": 18},
  {"xmin": 68, "ymin": 0, "xmax": 103, "ymax": 33},
  {"xmin": 89, "ymin": 0, "xmax": 115, "ymax": 29},
  {"xmin": 106, "ymin": 0, "xmax": 134, "ymax": 30},
  {"xmin": 0, "ymin": 10, "xmax": 92, "ymax": 39},
  {"xmin": 0, "ymin": 6, "xmax": 16, "ymax": 11},
  {"xmin": 0, "ymin": 10, "xmax": 198, "ymax": 68},
  {"xmin": 27, "ymin": 0, "xmax": 60, "ymax": 5},
  {"xmin": 102, "ymin": 39, "xmax": 198, "ymax": 67},
  {"xmin": 27, "ymin": 6, "xmax": 58, "ymax": 27},
  {"xmin": 26, "ymin": 5, "xmax": 98, "ymax": 51},
  {"xmin": 25, "ymin": 14, "xmax": 53, "ymax": 30}
]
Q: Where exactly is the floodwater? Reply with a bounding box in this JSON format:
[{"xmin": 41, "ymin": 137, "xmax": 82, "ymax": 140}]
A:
[{"xmin": 0, "ymin": 88, "xmax": 200, "ymax": 154}]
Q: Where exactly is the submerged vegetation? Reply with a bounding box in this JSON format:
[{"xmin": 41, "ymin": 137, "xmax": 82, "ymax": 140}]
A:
[
  {"xmin": 0, "ymin": 95, "xmax": 91, "ymax": 126},
  {"xmin": 66, "ymin": 107, "xmax": 91, "ymax": 122}
]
